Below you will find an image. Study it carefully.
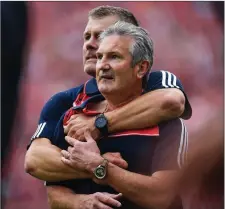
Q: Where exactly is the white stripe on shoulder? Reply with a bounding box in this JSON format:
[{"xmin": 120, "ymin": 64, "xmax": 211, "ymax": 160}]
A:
[
  {"xmin": 171, "ymin": 73, "xmax": 180, "ymax": 89},
  {"xmin": 167, "ymin": 72, "xmax": 174, "ymax": 87},
  {"xmin": 161, "ymin": 70, "xmax": 169, "ymax": 88},
  {"xmin": 31, "ymin": 124, "xmax": 42, "ymax": 139},
  {"xmin": 36, "ymin": 122, "xmax": 47, "ymax": 138},
  {"xmin": 161, "ymin": 70, "xmax": 180, "ymax": 89},
  {"xmin": 177, "ymin": 119, "xmax": 188, "ymax": 168},
  {"xmin": 31, "ymin": 122, "xmax": 47, "ymax": 139}
]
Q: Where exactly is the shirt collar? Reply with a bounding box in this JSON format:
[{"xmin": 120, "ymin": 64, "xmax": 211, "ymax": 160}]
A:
[
  {"xmin": 72, "ymin": 94, "xmax": 104, "ymax": 111},
  {"xmin": 84, "ymin": 78, "xmax": 100, "ymax": 96}
]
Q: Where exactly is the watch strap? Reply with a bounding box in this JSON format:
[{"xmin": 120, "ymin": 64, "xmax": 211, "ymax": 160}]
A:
[{"xmin": 95, "ymin": 113, "xmax": 108, "ymax": 136}]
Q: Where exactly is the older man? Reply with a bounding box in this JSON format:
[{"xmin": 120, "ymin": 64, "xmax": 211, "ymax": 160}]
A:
[{"xmin": 46, "ymin": 21, "xmax": 188, "ymax": 209}]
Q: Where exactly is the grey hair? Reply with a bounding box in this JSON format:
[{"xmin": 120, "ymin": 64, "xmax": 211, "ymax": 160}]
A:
[
  {"xmin": 88, "ymin": 5, "xmax": 139, "ymax": 26},
  {"xmin": 99, "ymin": 21, "xmax": 154, "ymax": 87}
]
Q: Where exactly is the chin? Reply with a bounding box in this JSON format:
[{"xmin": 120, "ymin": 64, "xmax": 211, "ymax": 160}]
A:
[
  {"xmin": 84, "ymin": 64, "xmax": 96, "ymax": 77},
  {"xmin": 98, "ymin": 84, "xmax": 114, "ymax": 95}
]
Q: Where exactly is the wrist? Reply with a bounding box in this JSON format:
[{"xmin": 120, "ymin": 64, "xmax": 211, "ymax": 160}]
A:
[
  {"xmin": 89, "ymin": 118, "xmax": 101, "ymax": 140},
  {"xmin": 88, "ymin": 156, "xmax": 110, "ymax": 182},
  {"xmin": 87, "ymin": 155, "xmax": 104, "ymax": 174},
  {"xmin": 104, "ymin": 111, "xmax": 115, "ymax": 133}
]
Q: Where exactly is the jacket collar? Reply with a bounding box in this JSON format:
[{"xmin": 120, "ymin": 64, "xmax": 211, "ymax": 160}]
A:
[{"xmin": 84, "ymin": 78, "xmax": 100, "ymax": 96}]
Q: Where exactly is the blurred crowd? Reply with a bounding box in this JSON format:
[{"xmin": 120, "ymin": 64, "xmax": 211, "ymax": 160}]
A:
[{"xmin": 1, "ymin": 2, "xmax": 224, "ymax": 209}]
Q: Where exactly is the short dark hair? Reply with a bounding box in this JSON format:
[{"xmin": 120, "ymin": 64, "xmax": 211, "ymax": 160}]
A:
[{"xmin": 89, "ymin": 5, "xmax": 139, "ymax": 26}]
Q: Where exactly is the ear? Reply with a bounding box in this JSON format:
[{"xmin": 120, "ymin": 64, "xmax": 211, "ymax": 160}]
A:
[{"xmin": 136, "ymin": 61, "xmax": 150, "ymax": 79}]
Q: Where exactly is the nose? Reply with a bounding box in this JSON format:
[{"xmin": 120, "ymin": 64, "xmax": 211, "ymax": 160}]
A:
[
  {"xmin": 85, "ymin": 36, "xmax": 98, "ymax": 50},
  {"xmin": 97, "ymin": 57, "xmax": 110, "ymax": 71}
]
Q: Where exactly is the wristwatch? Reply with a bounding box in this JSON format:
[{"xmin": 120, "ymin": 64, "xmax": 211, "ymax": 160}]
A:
[
  {"xmin": 95, "ymin": 113, "xmax": 108, "ymax": 136},
  {"xmin": 93, "ymin": 158, "xmax": 108, "ymax": 179}
]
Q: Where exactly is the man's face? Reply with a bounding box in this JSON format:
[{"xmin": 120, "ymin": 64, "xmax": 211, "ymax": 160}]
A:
[
  {"xmin": 83, "ymin": 16, "xmax": 119, "ymax": 77},
  {"xmin": 96, "ymin": 35, "xmax": 139, "ymax": 95}
]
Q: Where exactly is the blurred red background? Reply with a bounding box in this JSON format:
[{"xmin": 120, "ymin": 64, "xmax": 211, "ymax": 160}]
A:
[{"xmin": 2, "ymin": 2, "xmax": 223, "ymax": 209}]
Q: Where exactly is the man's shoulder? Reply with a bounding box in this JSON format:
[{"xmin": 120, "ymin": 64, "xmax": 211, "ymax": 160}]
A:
[
  {"xmin": 41, "ymin": 78, "xmax": 100, "ymax": 115},
  {"xmin": 50, "ymin": 77, "xmax": 99, "ymax": 102},
  {"xmin": 50, "ymin": 85, "xmax": 84, "ymax": 104},
  {"xmin": 41, "ymin": 84, "xmax": 84, "ymax": 116},
  {"xmin": 148, "ymin": 70, "xmax": 177, "ymax": 79}
]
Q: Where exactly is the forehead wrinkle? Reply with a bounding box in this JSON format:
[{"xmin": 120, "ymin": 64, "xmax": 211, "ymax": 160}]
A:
[
  {"xmin": 84, "ymin": 16, "xmax": 118, "ymax": 35},
  {"xmin": 84, "ymin": 16, "xmax": 116, "ymax": 33},
  {"xmin": 99, "ymin": 36, "xmax": 132, "ymax": 53}
]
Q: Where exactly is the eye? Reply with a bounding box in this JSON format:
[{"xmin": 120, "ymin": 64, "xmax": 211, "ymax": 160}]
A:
[
  {"xmin": 96, "ymin": 54, "xmax": 103, "ymax": 60},
  {"xmin": 96, "ymin": 33, "xmax": 100, "ymax": 40},
  {"xmin": 84, "ymin": 34, "xmax": 91, "ymax": 41},
  {"xmin": 111, "ymin": 54, "xmax": 119, "ymax": 59}
]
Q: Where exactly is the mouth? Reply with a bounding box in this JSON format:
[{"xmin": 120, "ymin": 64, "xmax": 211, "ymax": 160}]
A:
[
  {"xmin": 86, "ymin": 55, "xmax": 97, "ymax": 62},
  {"xmin": 100, "ymin": 75, "xmax": 114, "ymax": 80}
]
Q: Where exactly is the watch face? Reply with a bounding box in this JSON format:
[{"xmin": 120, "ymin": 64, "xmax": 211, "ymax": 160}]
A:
[
  {"xmin": 96, "ymin": 116, "xmax": 107, "ymax": 128},
  {"xmin": 94, "ymin": 166, "xmax": 106, "ymax": 179}
]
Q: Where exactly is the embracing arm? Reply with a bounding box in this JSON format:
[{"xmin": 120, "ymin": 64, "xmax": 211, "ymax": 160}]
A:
[
  {"xmin": 24, "ymin": 138, "xmax": 90, "ymax": 181},
  {"xmin": 105, "ymin": 70, "xmax": 189, "ymax": 133},
  {"xmin": 64, "ymin": 72, "xmax": 189, "ymax": 141},
  {"xmin": 24, "ymin": 88, "xmax": 93, "ymax": 181},
  {"xmin": 106, "ymin": 88, "xmax": 184, "ymax": 133},
  {"xmin": 64, "ymin": 88, "xmax": 185, "ymax": 140}
]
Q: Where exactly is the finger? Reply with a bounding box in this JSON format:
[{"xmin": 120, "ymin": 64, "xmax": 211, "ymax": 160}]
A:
[
  {"xmin": 74, "ymin": 129, "xmax": 85, "ymax": 141},
  {"xmin": 110, "ymin": 193, "xmax": 123, "ymax": 200},
  {"xmin": 63, "ymin": 125, "xmax": 68, "ymax": 133},
  {"xmin": 71, "ymin": 134, "xmax": 81, "ymax": 141},
  {"xmin": 111, "ymin": 152, "xmax": 122, "ymax": 158},
  {"xmin": 67, "ymin": 130, "xmax": 75, "ymax": 138},
  {"xmin": 103, "ymin": 154, "xmax": 128, "ymax": 169},
  {"xmin": 96, "ymin": 202, "xmax": 113, "ymax": 209},
  {"xmin": 65, "ymin": 136, "xmax": 76, "ymax": 146},
  {"xmin": 64, "ymin": 116, "xmax": 79, "ymax": 133},
  {"xmin": 102, "ymin": 193, "xmax": 123, "ymax": 200},
  {"xmin": 61, "ymin": 157, "xmax": 72, "ymax": 166},
  {"xmin": 64, "ymin": 125, "xmax": 68, "ymax": 134},
  {"xmin": 103, "ymin": 152, "xmax": 121, "ymax": 158},
  {"xmin": 68, "ymin": 146, "xmax": 75, "ymax": 154},
  {"xmin": 67, "ymin": 114, "xmax": 78, "ymax": 123},
  {"xmin": 84, "ymin": 130, "xmax": 94, "ymax": 142},
  {"xmin": 64, "ymin": 123, "xmax": 73, "ymax": 134},
  {"xmin": 97, "ymin": 193, "xmax": 122, "ymax": 207},
  {"xmin": 112, "ymin": 158, "xmax": 128, "ymax": 169},
  {"xmin": 61, "ymin": 150, "xmax": 70, "ymax": 159},
  {"xmin": 77, "ymin": 135, "xmax": 86, "ymax": 142},
  {"xmin": 67, "ymin": 124, "xmax": 79, "ymax": 137}
]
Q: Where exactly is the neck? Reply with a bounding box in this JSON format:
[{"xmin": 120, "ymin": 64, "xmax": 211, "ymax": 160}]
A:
[{"xmin": 102, "ymin": 87, "xmax": 142, "ymax": 111}]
